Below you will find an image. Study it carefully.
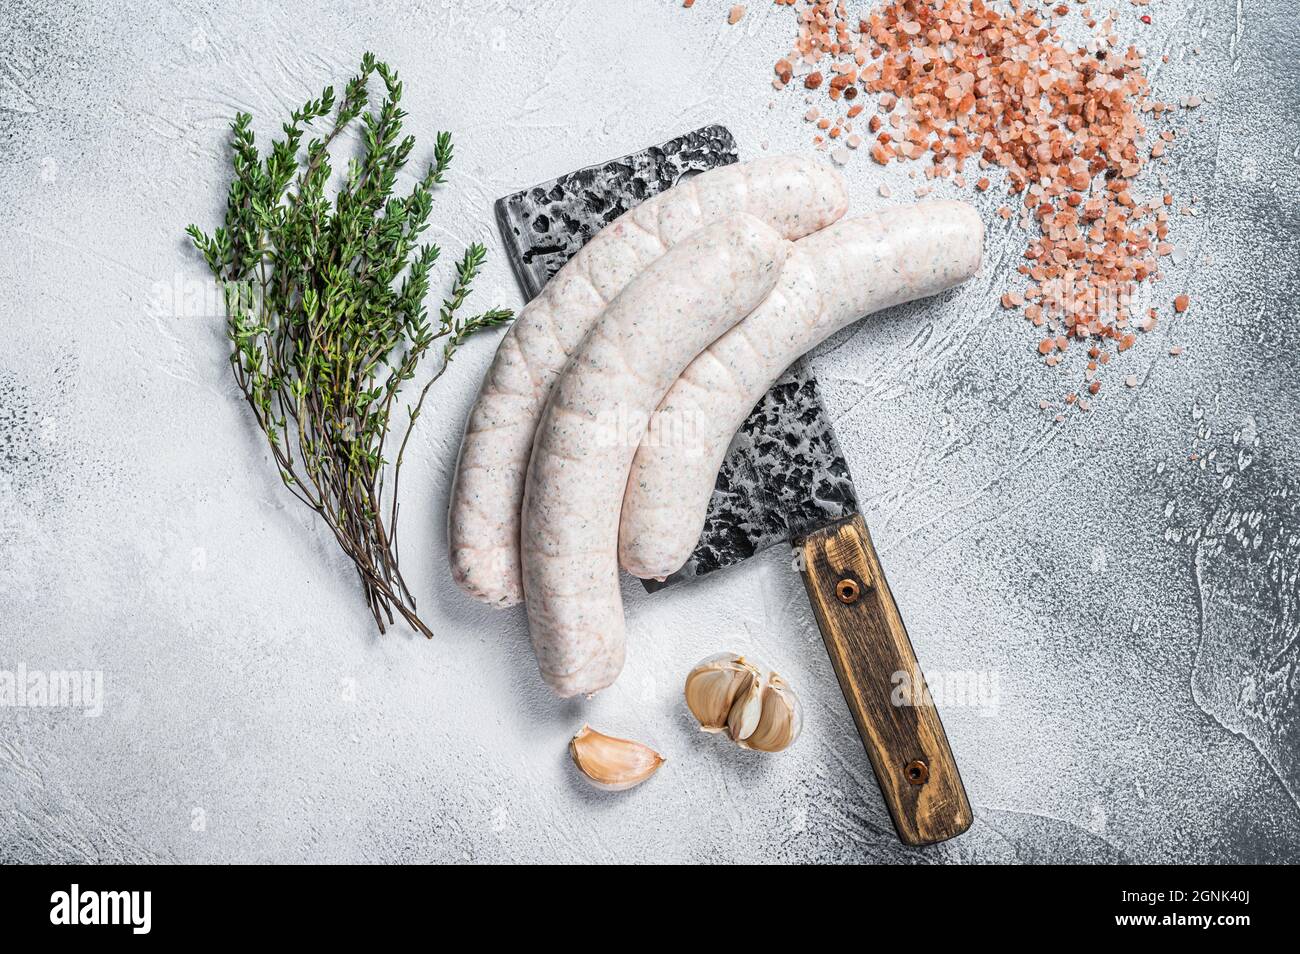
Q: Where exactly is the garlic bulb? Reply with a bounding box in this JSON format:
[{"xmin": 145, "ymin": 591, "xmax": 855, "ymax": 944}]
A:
[
  {"xmin": 684, "ymin": 653, "xmax": 803, "ymax": 753},
  {"xmin": 569, "ymin": 725, "xmax": 665, "ymax": 791}
]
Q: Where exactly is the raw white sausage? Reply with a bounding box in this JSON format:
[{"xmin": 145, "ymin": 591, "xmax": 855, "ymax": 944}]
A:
[
  {"xmin": 618, "ymin": 201, "xmax": 985, "ymax": 581},
  {"xmin": 522, "ymin": 215, "xmax": 789, "ymax": 697},
  {"xmin": 449, "ymin": 156, "xmax": 848, "ymax": 606}
]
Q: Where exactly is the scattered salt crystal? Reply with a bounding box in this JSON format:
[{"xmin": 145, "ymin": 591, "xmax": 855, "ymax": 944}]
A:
[
  {"xmin": 768, "ymin": 0, "xmax": 1180, "ymax": 409},
  {"xmin": 831, "ymin": 146, "xmax": 849, "ymax": 165},
  {"xmin": 878, "ymin": 183, "xmax": 892, "ymax": 197}
]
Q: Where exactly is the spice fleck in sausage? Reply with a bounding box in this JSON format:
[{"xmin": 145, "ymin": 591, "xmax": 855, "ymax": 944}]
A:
[
  {"xmin": 618, "ymin": 202, "xmax": 984, "ymax": 580},
  {"xmin": 522, "ymin": 215, "xmax": 789, "ymax": 696},
  {"xmin": 449, "ymin": 156, "xmax": 847, "ymax": 606}
]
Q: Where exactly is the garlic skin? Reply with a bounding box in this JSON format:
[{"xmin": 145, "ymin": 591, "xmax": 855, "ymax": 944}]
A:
[
  {"xmin": 569, "ymin": 725, "xmax": 665, "ymax": 791},
  {"xmin": 739, "ymin": 672, "xmax": 803, "ymax": 752},
  {"xmin": 684, "ymin": 653, "xmax": 802, "ymax": 753},
  {"xmin": 684, "ymin": 653, "xmax": 760, "ymax": 732}
]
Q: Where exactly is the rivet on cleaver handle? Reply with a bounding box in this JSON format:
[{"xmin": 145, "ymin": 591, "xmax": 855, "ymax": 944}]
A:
[{"xmin": 798, "ymin": 513, "xmax": 973, "ymax": 846}]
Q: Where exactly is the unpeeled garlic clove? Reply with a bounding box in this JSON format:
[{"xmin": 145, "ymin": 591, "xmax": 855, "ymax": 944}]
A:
[
  {"xmin": 726, "ymin": 664, "xmax": 769, "ymax": 742},
  {"xmin": 739, "ymin": 671, "xmax": 803, "ymax": 752},
  {"xmin": 684, "ymin": 653, "xmax": 760, "ymax": 732},
  {"xmin": 569, "ymin": 725, "xmax": 665, "ymax": 792}
]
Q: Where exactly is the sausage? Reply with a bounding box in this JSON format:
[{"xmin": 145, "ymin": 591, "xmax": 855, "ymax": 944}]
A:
[
  {"xmin": 618, "ymin": 201, "xmax": 985, "ymax": 581},
  {"xmin": 522, "ymin": 215, "xmax": 789, "ymax": 696},
  {"xmin": 449, "ymin": 156, "xmax": 848, "ymax": 607}
]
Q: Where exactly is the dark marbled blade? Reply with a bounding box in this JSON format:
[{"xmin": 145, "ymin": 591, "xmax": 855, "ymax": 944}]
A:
[
  {"xmin": 494, "ymin": 124, "xmax": 739, "ymax": 301},
  {"xmin": 642, "ymin": 362, "xmax": 858, "ymax": 593}
]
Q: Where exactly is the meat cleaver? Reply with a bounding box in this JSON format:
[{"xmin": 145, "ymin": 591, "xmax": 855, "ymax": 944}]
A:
[{"xmin": 495, "ymin": 125, "xmax": 972, "ymax": 846}]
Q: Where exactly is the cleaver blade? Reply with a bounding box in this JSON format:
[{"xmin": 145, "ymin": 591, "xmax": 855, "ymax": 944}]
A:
[
  {"xmin": 495, "ymin": 123, "xmax": 739, "ymax": 299},
  {"xmin": 495, "ymin": 127, "xmax": 971, "ymax": 846}
]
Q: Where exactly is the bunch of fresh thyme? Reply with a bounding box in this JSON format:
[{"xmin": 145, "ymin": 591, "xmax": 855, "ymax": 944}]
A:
[{"xmin": 187, "ymin": 53, "xmax": 512, "ymax": 637}]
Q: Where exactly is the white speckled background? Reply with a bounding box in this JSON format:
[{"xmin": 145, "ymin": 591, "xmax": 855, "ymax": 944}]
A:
[{"xmin": 2, "ymin": 0, "xmax": 1297, "ymax": 863}]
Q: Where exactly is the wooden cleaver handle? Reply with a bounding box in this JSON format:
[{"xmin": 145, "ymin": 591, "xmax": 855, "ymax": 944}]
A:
[{"xmin": 797, "ymin": 513, "xmax": 972, "ymax": 846}]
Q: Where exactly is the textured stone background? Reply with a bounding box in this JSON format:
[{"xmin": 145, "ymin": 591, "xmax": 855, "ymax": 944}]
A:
[{"xmin": 1, "ymin": 1, "xmax": 1297, "ymax": 863}]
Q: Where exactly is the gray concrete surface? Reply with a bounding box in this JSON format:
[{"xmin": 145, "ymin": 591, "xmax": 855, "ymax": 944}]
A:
[{"xmin": 1, "ymin": 1, "xmax": 1297, "ymax": 863}]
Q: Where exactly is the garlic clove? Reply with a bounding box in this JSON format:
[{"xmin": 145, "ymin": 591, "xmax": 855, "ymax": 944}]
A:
[
  {"xmin": 684, "ymin": 653, "xmax": 759, "ymax": 732},
  {"xmin": 739, "ymin": 671, "xmax": 803, "ymax": 752},
  {"xmin": 569, "ymin": 725, "xmax": 665, "ymax": 792},
  {"xmin": 726, "ymin": 662, "xmax": 769, "ymax": 743}
]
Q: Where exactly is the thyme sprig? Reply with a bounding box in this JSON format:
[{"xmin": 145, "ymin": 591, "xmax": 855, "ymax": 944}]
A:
[{"xmin": 187, "ymin": 53, "xmax": 512, "ymax": 637}]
